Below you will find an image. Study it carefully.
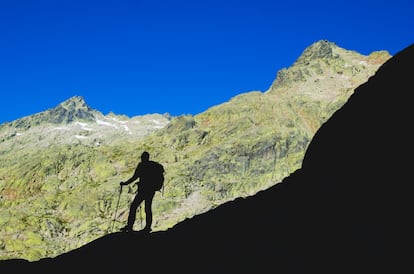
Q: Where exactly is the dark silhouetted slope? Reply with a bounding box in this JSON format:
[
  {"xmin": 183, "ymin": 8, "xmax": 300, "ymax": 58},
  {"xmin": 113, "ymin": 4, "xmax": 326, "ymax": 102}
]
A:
[{"xmin": 1, "ymin": 42, "xmax": 412, "ymax": 273}]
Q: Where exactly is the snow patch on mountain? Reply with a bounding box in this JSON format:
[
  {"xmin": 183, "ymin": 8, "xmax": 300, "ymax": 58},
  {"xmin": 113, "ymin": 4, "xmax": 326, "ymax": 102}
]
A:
[
  {"xmin": 122, "ymin": 125, "xmax": 131, "ymax": 134},
  {"xmin": 96, "ymin": 119, "xmax": 119, "ymax": 128},
  {"xmin": 75, "ymin": 122, "xmax": 93, "ymax": 131}
]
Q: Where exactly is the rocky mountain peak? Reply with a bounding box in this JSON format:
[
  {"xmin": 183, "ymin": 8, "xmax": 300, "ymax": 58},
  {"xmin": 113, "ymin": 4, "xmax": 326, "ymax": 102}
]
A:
[
  {"xmin": 38, "ymin": 95, "xmax": 97, "ymax": 125},
  {"xmin": 1, "ymin": 96, "xmax": 98, "ymax": 130},
  {"xmin": 58, "ymin": 96, "xmax": 90, "ymax": 111},
  {"xmin": 295, "ymin": 39, "xmax": 336, "ymax": 64},
  {"xmin": 268, "ymin": 40, "xmax": 391, "ymax": 92}
]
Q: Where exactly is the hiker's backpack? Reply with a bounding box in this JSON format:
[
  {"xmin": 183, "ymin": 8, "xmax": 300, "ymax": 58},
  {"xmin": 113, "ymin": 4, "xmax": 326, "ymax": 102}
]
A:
[{"xmin": 146, "ymin": 161, "xmax": 165, "ymax": 192}]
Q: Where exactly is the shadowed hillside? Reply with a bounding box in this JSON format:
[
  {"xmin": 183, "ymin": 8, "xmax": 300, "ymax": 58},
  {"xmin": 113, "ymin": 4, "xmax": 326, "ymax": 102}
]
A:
[{"xmin": 1, "ymin": 42, "xmax": 412, "ymax": 273}]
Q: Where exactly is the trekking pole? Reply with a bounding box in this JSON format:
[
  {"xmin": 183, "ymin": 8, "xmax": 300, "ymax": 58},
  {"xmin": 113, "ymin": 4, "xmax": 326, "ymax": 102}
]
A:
[
  {"xmin": 109, "ymin": 185, "xmax": 123, "ymax": 233},
  {"xmin": 139, "ymin": 204, "xmax": 143, "ymax": 229}
]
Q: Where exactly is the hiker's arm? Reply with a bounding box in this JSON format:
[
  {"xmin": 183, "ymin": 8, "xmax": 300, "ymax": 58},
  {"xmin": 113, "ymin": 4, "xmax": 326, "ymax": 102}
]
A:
[{"xmin": 120, "ymin": 164, "xmax": 141, "ymax": 186}]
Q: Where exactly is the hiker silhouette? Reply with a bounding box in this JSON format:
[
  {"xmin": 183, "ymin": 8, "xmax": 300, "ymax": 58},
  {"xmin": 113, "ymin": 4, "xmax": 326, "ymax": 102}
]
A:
[{"xmin": 120, "ymin": 151, "xmax": 164, "ymax": 233}]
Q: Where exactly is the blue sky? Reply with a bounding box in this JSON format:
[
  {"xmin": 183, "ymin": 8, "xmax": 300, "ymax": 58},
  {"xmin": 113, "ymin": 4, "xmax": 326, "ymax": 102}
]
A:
[{"xmin": 0, "ymin": 0, "xmax": 413, "ymax": 124}]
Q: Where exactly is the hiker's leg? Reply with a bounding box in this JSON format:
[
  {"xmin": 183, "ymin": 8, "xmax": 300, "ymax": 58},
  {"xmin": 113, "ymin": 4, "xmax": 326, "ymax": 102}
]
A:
[
  {"xmin": 144, "ymin": 192, "xmax": 155, "ymax": 230},
  {"xmin": 127, "ymin": 193, "xmax": 144, "ymax": 230}
]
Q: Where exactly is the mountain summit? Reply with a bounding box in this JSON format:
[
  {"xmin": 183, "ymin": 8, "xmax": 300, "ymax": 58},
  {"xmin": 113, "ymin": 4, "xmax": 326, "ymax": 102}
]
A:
[
  {"xmin": 1, "ymin": 96, "xmax": 98, "ymax": 130},
  {"xmin": 296, "ymin": 39, "xmax": 337, "ymax": 62},
  {"xmin": 59, "ymin": 95, "xmax": 88, "ymax": 108},
  {"xmin": 270, "ymin": 40, "xmax": 390, "ymax": 91},
  {"xmin": 52, "ymin": 96, "xmax": 96, "ymax": 124}
]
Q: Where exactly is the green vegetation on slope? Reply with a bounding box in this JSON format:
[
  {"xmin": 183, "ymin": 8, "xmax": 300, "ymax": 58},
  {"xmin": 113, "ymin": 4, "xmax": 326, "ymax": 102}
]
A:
[{"xmin": 0, "ymin": 40, "xmax": 390, "ymax": 261}]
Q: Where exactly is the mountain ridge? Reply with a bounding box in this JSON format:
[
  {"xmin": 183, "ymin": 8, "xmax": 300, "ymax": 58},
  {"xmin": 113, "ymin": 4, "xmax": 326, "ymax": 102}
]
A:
[
  {"xmin": 0, "ymin": 95, "xmax": 170, "ymax": 149},
  {"xmin": 1, "ymin": 96, "xmax": 98, "ymax": 130}
]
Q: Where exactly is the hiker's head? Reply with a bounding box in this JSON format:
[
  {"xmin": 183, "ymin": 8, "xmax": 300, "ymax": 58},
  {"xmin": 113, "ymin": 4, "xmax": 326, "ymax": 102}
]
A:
[{"xmin": 141, "ymin": 151, "xmax": 150, "ymax": 162}]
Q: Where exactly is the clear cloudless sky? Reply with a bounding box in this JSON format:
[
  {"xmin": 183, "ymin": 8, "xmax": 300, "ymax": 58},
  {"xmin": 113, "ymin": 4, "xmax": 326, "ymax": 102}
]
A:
[{"xmin": 0, "ymin": 0, "xmax": 413, "ymax": 123}]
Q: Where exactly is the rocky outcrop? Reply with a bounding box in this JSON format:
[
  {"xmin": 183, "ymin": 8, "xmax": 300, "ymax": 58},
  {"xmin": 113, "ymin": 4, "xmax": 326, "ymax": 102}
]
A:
[
  {"xmin": 1, "ymin": 96, "xmax": 97, "ymax": 130},
  {"xmin": 46, "ymin": 96, "xmax": 96, "ymax": 124}
]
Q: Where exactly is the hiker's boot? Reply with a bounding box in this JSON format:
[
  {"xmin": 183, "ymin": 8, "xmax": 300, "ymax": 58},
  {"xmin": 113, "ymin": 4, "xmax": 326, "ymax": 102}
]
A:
[
  {"xmin": 142, "ymin": 226, "xmax": 152, "ymax": 233},
  {"xmin": 120, "ymin": 225, "xmax": 132, "ymax": 232}
]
